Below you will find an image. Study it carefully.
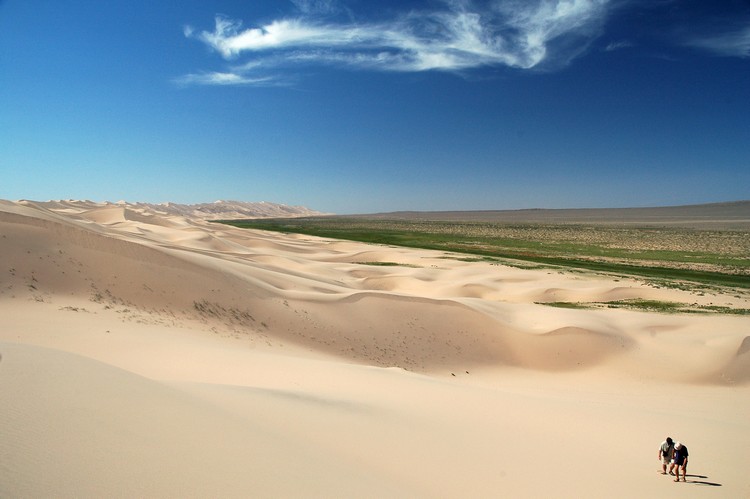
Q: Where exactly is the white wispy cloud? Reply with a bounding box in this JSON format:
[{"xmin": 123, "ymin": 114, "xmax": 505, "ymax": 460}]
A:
[
  {"xmin": 604, "ymin": 40, "xmax": 633, "ymax": 51},
  {"xmin": 687, "ymin": 25, "xmax": 750, "ymax": 58},
  {"xmin": 180, "ymin": 0, "xmax": 611, "ymax": 85},
  {"xmin": 174, "ymin": 71, "xmax": 277, "ymax": 86},
  {"xmin": 290, "ymin": 0, "xmax": 346, "ymax": 16}
]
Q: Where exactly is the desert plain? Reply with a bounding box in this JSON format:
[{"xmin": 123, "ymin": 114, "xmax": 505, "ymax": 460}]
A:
[{"xmin": 1, "ymin": 199, "xmax": 749, "ymax": 498}]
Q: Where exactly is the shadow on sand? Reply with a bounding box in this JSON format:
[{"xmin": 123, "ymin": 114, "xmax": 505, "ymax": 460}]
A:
[{"xmin": 686, "ymin": 474, "xmax": 722, "ymax": 487}]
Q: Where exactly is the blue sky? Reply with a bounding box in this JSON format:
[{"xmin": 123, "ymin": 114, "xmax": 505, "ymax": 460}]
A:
[{"xmin": 1, "ymin": 0, "xmax": 748, "ymax": 214}]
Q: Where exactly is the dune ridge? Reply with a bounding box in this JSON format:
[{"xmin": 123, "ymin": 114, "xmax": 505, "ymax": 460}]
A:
[{"xmin": 1, "ymin": 199, "xmax": 748, "ymax": 497}]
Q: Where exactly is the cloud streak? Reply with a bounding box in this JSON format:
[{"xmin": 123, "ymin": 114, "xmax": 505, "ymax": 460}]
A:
[
  {"xmin": 181, "ymin": 0, "xmax": 611, "ymax": 85},
  {"xmin": 174, "ymin": 71, "xmax": 276, "ymax": 87},
  {"xmin": 604, "ymin": 40, "xmax": 633, "ymax": 52},
  {"xmin": 687, "ymin": 26, "xmax": 750, "ymax": 58}
]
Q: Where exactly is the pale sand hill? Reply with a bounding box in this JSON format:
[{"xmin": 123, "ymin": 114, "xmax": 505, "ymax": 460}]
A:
[{"xmin": 1, "ymin": 199, "xmax": 748, "ymax": 498}]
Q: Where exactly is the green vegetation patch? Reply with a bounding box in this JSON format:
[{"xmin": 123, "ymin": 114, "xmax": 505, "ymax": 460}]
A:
[
  {"xmin": 218, "ymin": 217, "xmax": 750, "ymax": 290},
  {"xmin": 354, "ymin": 261, "xmax": 421, "ymax": 268},
  {"xmin": 535, "ymin": 302, "xmax": 593, "ymax": 310},
  {"xmin": 537, "ymin": 299, "xmax": 750, "ymax": 315},
  {"xmin": 605, "ymin": 299, "xmax": 686, "ymax": 313}
]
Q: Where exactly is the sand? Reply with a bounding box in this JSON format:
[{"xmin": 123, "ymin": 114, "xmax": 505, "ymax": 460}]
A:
[{"xmin": 1, "ymin": 199, "xmax": 748, "ymax": 498}]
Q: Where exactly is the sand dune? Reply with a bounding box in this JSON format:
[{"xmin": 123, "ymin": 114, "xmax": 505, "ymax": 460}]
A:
[{"xmin": 1, "ymin": 199, "xmax": 749, "ymax": 498}]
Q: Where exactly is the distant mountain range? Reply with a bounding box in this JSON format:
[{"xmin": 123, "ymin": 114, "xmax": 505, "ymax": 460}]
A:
[
  {"xmin": 136, "ymin": 200, "xmax": 328, "ymax": 220},
  {"xmin": 10, "ymin": 199, "xmax": 750, "ymax": 228},
  {"xmin": 13, "ymin": 199, "xmax": 328, "ymax": 220},
  {"xmin": 350, "ymin": 200, "xmax": 750, "ymax": 230}
]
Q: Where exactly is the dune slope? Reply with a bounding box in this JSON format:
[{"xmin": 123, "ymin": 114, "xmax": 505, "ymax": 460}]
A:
[{"xmin": 1, "ymin": 199, "xmax": 749, "ymax": 498}]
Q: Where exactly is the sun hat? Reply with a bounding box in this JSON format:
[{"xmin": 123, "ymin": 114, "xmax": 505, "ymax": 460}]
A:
[{"xmin": 674, "ymin": 442, "xmax": 682, "ymax": 450}]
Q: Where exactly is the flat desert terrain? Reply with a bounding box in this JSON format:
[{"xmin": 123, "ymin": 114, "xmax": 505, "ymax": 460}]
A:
[
  {"xmin": 1, "ymin": 199, "xmax": 748, "ymax": 498},
  {"xmin": 359, "ymin": 200, "xmax": 750, "ymax": 229}
]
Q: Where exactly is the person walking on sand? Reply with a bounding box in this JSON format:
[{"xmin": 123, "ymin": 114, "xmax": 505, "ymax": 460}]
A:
[
  {"xmin": 672, "ymin": 442, "xmax": 689, "ymax": 482},
  {"xmin": 658, "ymin": 437, "xmax": 674, "ymax": 474}
]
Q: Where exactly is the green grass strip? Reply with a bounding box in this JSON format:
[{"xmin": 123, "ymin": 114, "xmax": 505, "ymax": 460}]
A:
[
  {"xmin": 218, "ymin": 219, "xmax": 750, "ymax": 289},
  {"xmin": 537, "ymin": 299, "xmax": 750, "ymax": 315}
]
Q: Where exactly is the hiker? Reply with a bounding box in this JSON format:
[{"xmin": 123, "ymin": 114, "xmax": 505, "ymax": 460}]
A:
[
  {"xmin": 658, "ymin": 437, "xmax": 674, "ymax": 474},
  {"xmin": 672, "ymin": 442, "xmax": 689, "ymax": 482}
]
